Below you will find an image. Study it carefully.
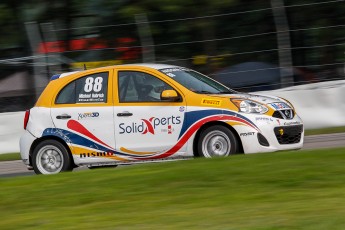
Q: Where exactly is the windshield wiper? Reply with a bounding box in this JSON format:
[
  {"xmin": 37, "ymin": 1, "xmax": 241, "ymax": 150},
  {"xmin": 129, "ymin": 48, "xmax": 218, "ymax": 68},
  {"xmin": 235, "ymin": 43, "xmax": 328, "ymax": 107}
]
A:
[
  {"xmin": 216, "ymin": 91, "xmax": 236, "ymax": 94},
  {"xmin": 194, "ymin": 90, "xmax": 214, "ymax": 94},
  {"xmin": 194, "ymin": 90, "xmax": 237, "ymax": 94}
]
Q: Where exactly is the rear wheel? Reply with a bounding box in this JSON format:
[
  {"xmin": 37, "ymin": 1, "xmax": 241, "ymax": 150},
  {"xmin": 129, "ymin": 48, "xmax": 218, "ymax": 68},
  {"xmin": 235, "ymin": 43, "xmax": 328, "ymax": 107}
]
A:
[
  {"xmin": 197, "ymin": 125, "xmax": 239, "ymax": 157},
  {"xmin": 32, "ymin": 140, "xmax": 73, "ymax": 174}
]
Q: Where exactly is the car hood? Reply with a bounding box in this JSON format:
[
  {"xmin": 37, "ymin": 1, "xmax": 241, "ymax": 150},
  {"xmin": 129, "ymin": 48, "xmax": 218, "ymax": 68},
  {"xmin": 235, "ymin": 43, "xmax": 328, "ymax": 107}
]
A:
[{"xmin": 215, "ymin": 93, "xmax": 283, "ymax": 105}]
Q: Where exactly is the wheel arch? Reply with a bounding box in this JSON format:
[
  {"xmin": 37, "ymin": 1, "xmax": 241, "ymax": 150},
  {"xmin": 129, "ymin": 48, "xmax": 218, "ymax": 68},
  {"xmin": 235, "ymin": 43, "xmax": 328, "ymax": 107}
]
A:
[
  {"xmin": 192, "ymin": 121, "xmax": 244, "ymax": 156},
  {"xmin": 29, "ymin": 135, "xmax": 76, "ymax": 167}
]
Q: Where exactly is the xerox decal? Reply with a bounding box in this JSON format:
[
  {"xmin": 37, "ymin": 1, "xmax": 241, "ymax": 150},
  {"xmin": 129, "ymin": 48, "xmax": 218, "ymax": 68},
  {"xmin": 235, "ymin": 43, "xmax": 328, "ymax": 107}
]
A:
[
  {"xmin": 118, "ymin": 116, "xmax": 182, "ymax": 134},
  {"xmin": 78, "ymin": 112, "xmax": 99, "ymax": 120}
]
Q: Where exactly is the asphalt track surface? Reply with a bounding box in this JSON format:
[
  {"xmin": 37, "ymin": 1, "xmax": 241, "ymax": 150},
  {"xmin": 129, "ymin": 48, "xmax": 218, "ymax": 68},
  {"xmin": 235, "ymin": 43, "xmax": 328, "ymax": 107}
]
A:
[{"xmin": 1, "ymin": 132, "xmax": 345, "ymax": 178}]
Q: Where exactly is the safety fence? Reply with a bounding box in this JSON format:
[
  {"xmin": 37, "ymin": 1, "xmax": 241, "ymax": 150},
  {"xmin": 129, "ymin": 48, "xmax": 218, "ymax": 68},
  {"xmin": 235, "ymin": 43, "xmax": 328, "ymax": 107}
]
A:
[{"xmin": 1, "ymin": 0, "xmax": 345, "ymax": 113}]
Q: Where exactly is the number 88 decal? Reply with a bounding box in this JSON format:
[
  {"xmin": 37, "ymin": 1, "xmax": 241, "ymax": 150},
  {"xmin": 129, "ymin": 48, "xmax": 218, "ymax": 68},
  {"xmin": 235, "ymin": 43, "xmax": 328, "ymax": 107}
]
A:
[{"xmin": 84, "ymin": 76, "xmax": 103, "ymax": 92}]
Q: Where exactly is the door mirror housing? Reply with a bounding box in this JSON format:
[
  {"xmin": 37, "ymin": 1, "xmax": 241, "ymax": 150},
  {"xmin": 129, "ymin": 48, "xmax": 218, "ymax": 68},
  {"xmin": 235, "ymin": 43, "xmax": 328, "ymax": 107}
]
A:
[{"xmin": 161, "ymin": 90, "xmax": 180, "ymax": 101}]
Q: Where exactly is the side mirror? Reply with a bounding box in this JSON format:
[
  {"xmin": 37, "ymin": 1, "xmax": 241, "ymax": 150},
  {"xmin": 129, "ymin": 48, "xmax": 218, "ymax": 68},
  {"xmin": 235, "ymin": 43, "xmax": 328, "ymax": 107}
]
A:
[{"xmin": 161, "ymin": 90, "xmax": 180, "ymax": 101}]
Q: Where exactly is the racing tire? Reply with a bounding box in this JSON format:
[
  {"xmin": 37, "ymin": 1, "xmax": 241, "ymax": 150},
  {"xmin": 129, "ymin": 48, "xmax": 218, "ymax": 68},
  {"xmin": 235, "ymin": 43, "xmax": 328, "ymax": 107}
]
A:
[
  {"xmin": 197, "ymin": 125, "xmax": 239, "ymax": 157},
  {"xmin": 32, "ymin": 140, "xmax": 73, "ymax": 175}
]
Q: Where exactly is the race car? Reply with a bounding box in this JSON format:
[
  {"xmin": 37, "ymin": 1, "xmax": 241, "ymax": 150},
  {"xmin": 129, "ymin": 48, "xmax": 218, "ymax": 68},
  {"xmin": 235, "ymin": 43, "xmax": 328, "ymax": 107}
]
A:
[{"xmin": 20, "ymin": 63, "xmax": 304, "ymax": 174}]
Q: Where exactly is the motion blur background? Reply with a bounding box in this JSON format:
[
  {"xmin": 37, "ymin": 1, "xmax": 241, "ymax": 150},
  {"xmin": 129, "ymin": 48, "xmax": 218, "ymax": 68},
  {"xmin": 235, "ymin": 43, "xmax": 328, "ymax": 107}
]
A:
[{"xmin": 0, "ymin": 0, "xmax": 344, "ymax": 112}]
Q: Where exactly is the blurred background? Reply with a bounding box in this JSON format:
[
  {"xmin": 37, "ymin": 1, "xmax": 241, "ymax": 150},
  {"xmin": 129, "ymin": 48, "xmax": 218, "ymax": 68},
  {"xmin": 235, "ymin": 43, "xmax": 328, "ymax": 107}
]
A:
[{"xmin": 0, "ymin": 0, "xmax": 344, "ymax": 112}]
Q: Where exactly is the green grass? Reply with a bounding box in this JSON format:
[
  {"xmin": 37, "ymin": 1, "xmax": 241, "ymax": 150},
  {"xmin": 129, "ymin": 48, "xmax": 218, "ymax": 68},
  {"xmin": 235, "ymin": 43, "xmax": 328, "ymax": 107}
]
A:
[
  {"xmin": 304, "ymin": 126, "xmax": 345, "ymax": 136},
  {"xmin": 1, "ymin": 147, "xmax": 345, "ymax": 229},
  {"xmin": 0, "ymin": 152, "xmax": 20, "ymax": 161}
]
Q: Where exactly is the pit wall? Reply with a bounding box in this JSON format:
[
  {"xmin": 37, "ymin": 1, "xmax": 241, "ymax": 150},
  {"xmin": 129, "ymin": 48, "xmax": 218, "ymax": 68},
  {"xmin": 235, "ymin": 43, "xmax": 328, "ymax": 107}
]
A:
[
  {"xmin": 1, "ymin": 80, "xmax": 344, "ymax": 154},
  {"xmin": 257, "ymin": 80, "xmax": 345, "ymax": 129}
]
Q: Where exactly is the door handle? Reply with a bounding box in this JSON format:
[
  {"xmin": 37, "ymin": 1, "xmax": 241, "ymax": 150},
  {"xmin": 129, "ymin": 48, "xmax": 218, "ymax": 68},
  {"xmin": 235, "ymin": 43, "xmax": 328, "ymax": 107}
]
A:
[
  {"xmin": 56, "ymin": 114, "xmax": 72, "ymax": 119},
  {"xmin": 117, "ymin": 112, "xmax": 133, "ymax": 117}
]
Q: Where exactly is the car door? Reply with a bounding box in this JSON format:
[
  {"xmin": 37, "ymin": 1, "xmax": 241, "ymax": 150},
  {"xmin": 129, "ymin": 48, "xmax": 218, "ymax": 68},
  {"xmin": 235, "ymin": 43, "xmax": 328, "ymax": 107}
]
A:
[
  {"xmin": 50, "ymin": 69, "xmax": 116, "ymax": 159},
  {"xmin": 113, "ymin": 69, "xmax": 187, "ymax": 161}
]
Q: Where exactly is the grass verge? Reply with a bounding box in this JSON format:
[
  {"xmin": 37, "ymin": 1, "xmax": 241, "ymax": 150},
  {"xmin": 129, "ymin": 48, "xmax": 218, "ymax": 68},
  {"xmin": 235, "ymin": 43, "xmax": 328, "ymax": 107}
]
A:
[
  {"xmin": 304, "ymin": 126, "xmax": 345, "ymax": 136},
  {"xmin": 0, "ymin": 153, "xmax": 20, "ymax": 161},
  {"xmin": 1, "ymin": 147, "xmax": 345, "ymax": 229}
]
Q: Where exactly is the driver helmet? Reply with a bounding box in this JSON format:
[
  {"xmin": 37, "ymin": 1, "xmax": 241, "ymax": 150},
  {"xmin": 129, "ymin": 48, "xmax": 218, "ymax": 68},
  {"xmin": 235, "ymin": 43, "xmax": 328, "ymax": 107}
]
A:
[{"xmin": 147, "ymin": 78, "xmax": 166, "ymax": 100}]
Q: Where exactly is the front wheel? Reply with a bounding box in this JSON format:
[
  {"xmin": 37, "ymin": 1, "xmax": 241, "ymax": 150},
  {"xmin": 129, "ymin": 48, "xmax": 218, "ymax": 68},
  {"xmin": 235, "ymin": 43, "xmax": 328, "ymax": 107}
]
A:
[
  {"xmin": 197, "ymin": 125, "xmax": 239, "ymax": 157},
  {"xmin": 32, "ymin": 140, "xmax": 73, "ymax": 174}
]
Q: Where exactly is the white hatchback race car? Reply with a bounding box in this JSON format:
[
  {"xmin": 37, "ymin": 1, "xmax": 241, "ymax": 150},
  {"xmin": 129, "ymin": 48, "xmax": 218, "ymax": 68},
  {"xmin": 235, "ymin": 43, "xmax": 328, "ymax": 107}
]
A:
[{"xmin": 20, "ymin": 64, "xmax": 304, "ymax": 174}]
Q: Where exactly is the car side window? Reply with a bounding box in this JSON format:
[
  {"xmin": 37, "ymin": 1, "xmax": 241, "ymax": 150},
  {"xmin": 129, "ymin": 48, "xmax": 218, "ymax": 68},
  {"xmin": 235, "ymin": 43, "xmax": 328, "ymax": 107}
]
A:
[
  {"xmin": 56, "ymin": 72, "xmax": 108, "ymax": 104},
  {"xmin": 118, "ymin": 71, "xmax": 173, "ymax": 102}
]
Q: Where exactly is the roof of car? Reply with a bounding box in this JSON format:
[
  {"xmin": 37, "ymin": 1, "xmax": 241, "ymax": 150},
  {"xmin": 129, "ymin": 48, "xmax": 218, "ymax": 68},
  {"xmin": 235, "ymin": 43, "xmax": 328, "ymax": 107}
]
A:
[
  {"xmin": 50, "ymin": 63, "xmax": 183, "ymax": 81},
  {"xmin": 116, "ymin": 63, "xmax": 180, "ymax": 70}
]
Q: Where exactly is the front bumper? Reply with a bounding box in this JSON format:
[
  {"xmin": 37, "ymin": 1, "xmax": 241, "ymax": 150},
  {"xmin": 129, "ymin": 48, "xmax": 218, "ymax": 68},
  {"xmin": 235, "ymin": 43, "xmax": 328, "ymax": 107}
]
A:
[{"xmin": 232, "ymin": 114, "xmax": 304, "ymax": 153}]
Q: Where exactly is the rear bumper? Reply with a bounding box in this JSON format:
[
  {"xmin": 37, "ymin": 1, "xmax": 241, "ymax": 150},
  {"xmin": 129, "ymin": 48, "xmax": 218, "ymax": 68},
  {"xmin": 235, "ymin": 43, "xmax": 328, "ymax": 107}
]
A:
[{"xmin": 19, "ymin": 131, "xmax": 36, "ymax": 166}]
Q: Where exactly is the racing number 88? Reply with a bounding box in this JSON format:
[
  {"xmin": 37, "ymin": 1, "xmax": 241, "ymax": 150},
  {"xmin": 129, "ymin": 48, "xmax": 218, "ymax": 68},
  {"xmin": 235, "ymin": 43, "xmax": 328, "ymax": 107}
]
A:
[{"xmin": 84, "ymin": 77, "xmax": 103, "ymax": 92}]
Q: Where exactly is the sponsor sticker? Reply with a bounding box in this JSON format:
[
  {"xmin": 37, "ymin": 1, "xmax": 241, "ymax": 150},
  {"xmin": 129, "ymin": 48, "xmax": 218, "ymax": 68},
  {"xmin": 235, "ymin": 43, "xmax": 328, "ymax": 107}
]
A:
[
  {"xmin": 270, "ymin": 102, "xmax": 290, "ymax": 110},
  {"xmin": 240, "ymin": 132, "xmax": 255, "ymax": 137},
  {"xmin": 284, "ymin": 121, "xmax": 301, "ymax": 126},
  {"xmin": 78, "ymin": 112, "xmax": 100, "ymax": 120},
  {"xmin": 279, "ymin": 128, "xmax": 284, "ymax": 136},
  {"xmin": 161, "ymin": 68, "xmax": 188, "ymax": 73},
  {"xmin": 80, "ymin": 151, "xmax": 114, "ymax": 158},
  {"xmin": 166, "ymin": 73, "xmax": 176, "ymax": 78},
  {"xmin": 161, "ymin": 125, "xmax": 175, "ymax": 134},
  {"xmin": 201, "ymin": 98, "xmax": 222, "ymax": 106},
  {"xmin": 119, "ymin": 115, "xmax": 181, "ymax": 135},
  {"xmin": 255, "ymin": 117, "xmax": 274, "ymax": 122}
]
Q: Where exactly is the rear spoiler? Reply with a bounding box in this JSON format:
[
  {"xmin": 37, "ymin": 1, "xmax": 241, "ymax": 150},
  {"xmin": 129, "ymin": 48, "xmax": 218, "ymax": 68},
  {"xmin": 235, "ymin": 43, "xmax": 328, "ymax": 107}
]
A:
[{"xmin": 50, "ymin": 71, "xmax": 80, "ymax": 81}]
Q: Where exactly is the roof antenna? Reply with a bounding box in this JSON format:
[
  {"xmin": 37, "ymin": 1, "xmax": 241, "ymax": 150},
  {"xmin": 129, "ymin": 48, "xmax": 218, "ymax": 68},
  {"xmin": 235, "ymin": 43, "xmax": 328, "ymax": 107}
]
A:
[{"xmin": 83, "ymin": 64, "xmax": 87, "ymax": 70}]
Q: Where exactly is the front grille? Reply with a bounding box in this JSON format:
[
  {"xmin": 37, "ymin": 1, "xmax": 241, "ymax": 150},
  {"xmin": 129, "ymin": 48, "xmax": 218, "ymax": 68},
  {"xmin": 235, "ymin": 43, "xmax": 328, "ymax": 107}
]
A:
[
  {"xmin": 272, "ymin": 109, "xmax": 295, "ymax": 120},
  {"xmin": 274, "ymin": 125, "xmax": 303, "ymax": 144}
]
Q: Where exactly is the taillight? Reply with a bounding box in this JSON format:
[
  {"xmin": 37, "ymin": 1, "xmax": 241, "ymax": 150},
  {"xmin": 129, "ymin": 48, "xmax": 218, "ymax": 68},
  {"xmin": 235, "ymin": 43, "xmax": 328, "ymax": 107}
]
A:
[{"xmin": 24, "ymin": 110, "xmax": 30, "ymax": 130}]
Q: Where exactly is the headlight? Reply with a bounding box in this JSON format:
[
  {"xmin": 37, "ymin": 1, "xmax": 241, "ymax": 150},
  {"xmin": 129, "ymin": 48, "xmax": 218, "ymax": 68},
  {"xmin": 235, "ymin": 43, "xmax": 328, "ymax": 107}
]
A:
[{"xmin": 231, "ymin": 99, "xmax": 268, "ymax": 114}]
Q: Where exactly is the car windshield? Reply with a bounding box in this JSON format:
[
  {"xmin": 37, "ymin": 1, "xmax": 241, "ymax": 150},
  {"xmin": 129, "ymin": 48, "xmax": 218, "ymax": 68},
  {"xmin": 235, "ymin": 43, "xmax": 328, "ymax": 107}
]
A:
[{"xmin": 159, "ymin": 67, "xmax": 236, "ymax": 94}]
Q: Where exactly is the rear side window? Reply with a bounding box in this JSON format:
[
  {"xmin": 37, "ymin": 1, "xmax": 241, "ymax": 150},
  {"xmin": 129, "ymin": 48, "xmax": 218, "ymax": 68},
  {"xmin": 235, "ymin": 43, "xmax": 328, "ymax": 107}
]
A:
[{"xmin": 56, "ymin": 72, "xmax": 108, "ymax": 104}]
